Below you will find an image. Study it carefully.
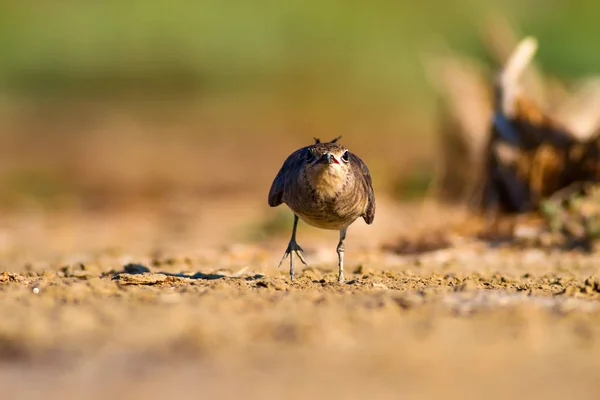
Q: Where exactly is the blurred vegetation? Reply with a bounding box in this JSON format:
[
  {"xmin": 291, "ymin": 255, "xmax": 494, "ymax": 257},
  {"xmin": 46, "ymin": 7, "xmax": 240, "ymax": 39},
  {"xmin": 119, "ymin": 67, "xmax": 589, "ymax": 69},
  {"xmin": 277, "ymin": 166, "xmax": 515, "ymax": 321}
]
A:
[
  {"xmin": 245, "ymin": 208, "xmax": 294, "ymax": 241},
  {"xmin": 1, "ymin": 1, "xmax": 599, "ymax": 101},
  {"xmin": 540, "ymin": 184, "xmax": 600, "ymax": 250},
  {"xmin": 0, "ymin": 1, "xmax": 599, "ymax": 208},
  {"xmin": 392, "ymin": 166, "xmax": 434, "ymax": 200}
]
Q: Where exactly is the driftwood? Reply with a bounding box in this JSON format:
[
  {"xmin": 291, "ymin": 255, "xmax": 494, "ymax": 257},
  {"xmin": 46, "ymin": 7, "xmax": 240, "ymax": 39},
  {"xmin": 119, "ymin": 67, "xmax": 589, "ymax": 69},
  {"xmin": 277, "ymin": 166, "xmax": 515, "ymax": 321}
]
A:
[
  {"xmin": 412, "ymin": 24, "xmax": 600, "ymax": 251},
  {"xmin": 480, "ymin": 37, "xmax": 600, "ymax": 215},
  {"xmin": 424, "ymin": 25, "xmax": 600, "ymax": 216}
]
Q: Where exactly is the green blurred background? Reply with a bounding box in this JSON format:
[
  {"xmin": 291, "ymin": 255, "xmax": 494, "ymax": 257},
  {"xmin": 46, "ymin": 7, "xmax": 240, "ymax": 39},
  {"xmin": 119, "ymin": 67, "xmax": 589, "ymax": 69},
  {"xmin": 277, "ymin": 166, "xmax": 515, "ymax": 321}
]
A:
[{"xmin": 0, "ymin": 0, "xmax": 598, "ymax": 209}]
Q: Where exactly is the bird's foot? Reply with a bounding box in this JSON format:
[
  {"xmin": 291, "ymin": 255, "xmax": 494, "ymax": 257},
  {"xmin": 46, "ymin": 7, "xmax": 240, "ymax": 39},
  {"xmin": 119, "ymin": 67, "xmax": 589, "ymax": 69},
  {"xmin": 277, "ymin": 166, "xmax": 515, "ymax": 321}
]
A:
[{"xmin": 277, "ymin": 240, "xmax": 308, "ymax": 280}]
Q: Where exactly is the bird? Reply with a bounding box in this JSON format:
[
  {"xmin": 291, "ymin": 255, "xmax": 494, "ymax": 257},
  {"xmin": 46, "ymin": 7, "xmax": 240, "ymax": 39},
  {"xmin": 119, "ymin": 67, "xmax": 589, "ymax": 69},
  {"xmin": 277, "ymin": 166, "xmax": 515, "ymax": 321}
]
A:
[{"xmin": 268, "ymin": 136, "xmax": 376, "ymax": 282}]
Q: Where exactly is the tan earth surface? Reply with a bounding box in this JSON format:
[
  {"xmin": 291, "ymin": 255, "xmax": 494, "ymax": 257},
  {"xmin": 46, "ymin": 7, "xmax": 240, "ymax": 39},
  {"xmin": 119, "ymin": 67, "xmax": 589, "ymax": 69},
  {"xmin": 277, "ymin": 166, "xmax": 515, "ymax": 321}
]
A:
[{"xmin": 0, "ymin": 195, "xmax": 599, "ymax": 400}]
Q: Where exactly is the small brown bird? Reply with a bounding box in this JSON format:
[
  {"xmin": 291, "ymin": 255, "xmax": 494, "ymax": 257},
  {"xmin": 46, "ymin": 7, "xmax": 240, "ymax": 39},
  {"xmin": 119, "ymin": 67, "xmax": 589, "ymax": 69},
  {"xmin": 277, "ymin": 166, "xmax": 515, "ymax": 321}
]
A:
[{"xmin": 268, "ymin": 136, "xmax": 376, "ymax": 282}]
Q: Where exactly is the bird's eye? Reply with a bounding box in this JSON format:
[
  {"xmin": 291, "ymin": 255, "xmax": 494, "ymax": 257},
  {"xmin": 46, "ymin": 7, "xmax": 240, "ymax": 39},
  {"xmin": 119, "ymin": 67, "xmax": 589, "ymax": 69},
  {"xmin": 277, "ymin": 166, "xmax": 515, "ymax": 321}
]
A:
[
  {"xmin": 306, "ymin": 149, "xmax": 315, "ymax": 161},
  {"xmin": 341, "ymin": 151, "xmax": 350, "ymax": 163}
]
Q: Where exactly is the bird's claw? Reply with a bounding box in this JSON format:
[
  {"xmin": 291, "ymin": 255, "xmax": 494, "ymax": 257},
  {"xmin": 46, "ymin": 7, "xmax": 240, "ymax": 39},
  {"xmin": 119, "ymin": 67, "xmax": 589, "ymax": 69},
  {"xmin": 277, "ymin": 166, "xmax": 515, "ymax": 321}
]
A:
[
  {"xmin": 277, "ymin": 242, "xmax": 307, "ymax": 269},
  {"xmin": 278, "ymin": 241, "xmax": 308, "ymax": 280}
]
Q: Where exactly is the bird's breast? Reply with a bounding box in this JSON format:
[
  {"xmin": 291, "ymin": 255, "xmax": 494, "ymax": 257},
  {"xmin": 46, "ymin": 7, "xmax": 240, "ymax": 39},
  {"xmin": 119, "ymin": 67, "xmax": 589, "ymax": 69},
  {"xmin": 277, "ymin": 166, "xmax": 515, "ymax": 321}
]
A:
[
  {"xmin": 307, "ymin": 165, "xmax": 347, "ymax": 199},
  {"xmin": 283, "ymin": 167, "xmax": 368, "ymax": 230}
]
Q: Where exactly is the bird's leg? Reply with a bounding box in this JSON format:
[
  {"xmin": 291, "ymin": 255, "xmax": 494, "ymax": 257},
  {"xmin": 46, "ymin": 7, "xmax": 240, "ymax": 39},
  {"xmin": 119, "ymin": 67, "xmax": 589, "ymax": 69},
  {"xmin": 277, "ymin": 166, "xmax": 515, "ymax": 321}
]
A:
[
  {"xmin": 336, "ymin": 228, "xmax": 347, "ymax": 283},
  {"xmin": 277, "ymin": 214, "xmax": 307, "ymax": 280}
]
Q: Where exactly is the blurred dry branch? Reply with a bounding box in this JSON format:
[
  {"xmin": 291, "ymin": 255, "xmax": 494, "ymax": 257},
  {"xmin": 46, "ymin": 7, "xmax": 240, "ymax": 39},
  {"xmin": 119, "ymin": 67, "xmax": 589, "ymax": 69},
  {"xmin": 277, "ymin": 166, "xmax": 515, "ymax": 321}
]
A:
[
  {"xmin": 416, "ymin": 25, "xmax": 600, "ymax": 252},
  {"xmin": 480, "ymin": 36, "xmax": 600, "ymax": 216}
]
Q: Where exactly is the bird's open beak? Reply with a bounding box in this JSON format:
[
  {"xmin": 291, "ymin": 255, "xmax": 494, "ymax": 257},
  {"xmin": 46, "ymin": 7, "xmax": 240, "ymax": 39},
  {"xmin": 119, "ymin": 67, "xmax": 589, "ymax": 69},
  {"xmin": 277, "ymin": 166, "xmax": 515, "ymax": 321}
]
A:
[{"xmin": 319, "ymin": 153, "xmax": 340, "ymax": 164}]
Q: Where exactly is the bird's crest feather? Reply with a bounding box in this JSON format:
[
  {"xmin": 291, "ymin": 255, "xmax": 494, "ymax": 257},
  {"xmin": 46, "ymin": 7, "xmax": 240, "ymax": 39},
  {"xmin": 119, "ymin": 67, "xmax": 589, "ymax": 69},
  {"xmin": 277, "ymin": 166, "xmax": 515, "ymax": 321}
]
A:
[{"xmin": 313, "ymin": 136, "xmax": 342, "ymax": 144}]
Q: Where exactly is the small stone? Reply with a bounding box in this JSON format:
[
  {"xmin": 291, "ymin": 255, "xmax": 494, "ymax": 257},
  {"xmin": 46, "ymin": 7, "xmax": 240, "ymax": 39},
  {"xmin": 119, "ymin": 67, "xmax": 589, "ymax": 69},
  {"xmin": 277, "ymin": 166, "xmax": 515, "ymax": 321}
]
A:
[
  {"xmin": 123, "ymin": 263, "xmax": 151, "ymax": 274},
  {"xmin": 256, "ymin": 281, "xmax": 269, "ymax": 288}
]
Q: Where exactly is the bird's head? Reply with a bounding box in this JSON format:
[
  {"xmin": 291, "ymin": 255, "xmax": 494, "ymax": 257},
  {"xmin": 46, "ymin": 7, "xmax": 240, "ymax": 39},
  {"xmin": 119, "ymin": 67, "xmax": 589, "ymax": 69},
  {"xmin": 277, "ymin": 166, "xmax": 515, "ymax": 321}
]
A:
[
  {"xmin": 304, "ymin": 136, "xmax": 350, "ymax": 170},
  {"xmin": 303, "ymin": 137, "xmax": 351, "ymax": 192}
]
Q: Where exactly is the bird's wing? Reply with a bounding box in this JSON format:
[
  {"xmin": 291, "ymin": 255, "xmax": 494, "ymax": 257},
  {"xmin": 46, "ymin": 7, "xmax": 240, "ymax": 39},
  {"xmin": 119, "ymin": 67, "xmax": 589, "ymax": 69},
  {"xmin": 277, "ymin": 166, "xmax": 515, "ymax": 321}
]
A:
[
  {"xmin": 350, "ymin": 153, "xmax": 376, "ymax": 224},
  {"xmin": 268, "ymin": 147, "xmax": 307, "ymax": 207}
]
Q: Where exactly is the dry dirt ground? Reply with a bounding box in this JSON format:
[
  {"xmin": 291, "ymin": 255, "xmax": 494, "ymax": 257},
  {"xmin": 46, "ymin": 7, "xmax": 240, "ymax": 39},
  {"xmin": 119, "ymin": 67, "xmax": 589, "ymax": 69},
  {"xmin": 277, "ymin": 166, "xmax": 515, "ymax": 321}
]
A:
[{"xmin": 1, "ymin": 195, "xmax": 600, "ymax": 400}]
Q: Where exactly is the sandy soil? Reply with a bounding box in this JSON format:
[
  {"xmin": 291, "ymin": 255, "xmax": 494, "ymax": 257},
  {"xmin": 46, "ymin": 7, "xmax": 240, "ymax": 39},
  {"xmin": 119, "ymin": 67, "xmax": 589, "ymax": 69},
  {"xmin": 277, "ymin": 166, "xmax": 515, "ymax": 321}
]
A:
[{"xmin": 1, "ymin": 195, "xmax": 600, "ymax": 400}]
